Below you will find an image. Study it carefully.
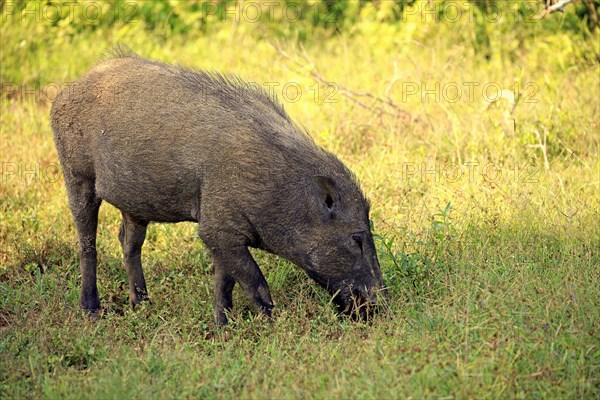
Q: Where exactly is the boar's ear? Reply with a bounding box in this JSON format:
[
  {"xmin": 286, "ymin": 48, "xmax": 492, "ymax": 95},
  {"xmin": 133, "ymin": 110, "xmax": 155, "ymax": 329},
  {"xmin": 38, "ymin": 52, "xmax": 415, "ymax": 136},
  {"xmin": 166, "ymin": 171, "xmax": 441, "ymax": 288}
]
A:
[{"xmin": 311, "ymin": 175, "xmax": 341, "ymax": 219}]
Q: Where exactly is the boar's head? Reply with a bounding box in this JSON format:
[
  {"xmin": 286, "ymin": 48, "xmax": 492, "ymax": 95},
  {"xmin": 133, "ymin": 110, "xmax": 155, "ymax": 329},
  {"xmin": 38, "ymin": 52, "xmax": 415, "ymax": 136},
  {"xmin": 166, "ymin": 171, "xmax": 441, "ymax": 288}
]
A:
[{"xmin": 290, "ymin": 174, "xmax": 385, "ymax": 319}]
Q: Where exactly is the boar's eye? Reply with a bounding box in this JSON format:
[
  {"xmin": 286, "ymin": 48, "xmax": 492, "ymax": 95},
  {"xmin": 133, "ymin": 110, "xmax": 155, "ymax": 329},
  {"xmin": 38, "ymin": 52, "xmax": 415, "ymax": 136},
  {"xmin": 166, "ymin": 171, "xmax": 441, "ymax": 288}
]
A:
[{"xmin": 352, "ymin": 235, "xmax": 363, "ymax": 254}]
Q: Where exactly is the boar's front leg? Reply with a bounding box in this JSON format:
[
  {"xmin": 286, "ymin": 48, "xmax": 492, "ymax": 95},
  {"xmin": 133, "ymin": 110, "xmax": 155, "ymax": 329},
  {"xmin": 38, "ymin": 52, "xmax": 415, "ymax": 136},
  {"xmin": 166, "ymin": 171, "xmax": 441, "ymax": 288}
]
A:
[
  {"xmin": 211, "ymin": 246, "xmax": 273, "ymax": 325},
  {"xmin": 118, "ymin": 212, "xmax": 149, "ymax": 308},
  {"xmin": 213, "ymin": 263, "xmax": 235, "ymax": 326}
]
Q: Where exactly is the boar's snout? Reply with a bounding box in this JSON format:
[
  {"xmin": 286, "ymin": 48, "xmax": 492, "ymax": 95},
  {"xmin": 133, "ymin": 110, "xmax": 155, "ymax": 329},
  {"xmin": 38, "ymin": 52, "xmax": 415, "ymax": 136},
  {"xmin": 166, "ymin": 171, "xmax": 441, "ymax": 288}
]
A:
[
  {"xmin": 334, "ymin": 282, "xmax": 387, "ymax": 320},
  {"xmin": 332, "ymin": 257, "xmax": 387, "ymax": 320}
]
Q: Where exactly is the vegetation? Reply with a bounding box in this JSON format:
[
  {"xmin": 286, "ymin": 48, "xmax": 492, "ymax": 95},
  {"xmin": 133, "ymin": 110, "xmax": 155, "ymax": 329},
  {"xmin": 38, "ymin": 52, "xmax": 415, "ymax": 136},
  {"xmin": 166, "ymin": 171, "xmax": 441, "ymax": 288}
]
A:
[{"xmin": 1, "ymin": 0, "xmax": 599, "ymax": 398}]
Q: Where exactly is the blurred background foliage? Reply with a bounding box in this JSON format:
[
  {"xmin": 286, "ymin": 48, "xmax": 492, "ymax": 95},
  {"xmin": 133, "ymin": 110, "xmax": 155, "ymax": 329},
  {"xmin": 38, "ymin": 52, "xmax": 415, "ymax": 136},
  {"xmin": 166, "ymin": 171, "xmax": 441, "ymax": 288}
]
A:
[
  {"xmin": 2, "ymin": 0, "xmax": 599, "ymax": 43},
  {"xmin": 2, "ymin": 0, "xmax": 599, "ymax": 86},
  {"xmin": 2, "ymin": 0, "xmax": 600, "ymax": 34}
]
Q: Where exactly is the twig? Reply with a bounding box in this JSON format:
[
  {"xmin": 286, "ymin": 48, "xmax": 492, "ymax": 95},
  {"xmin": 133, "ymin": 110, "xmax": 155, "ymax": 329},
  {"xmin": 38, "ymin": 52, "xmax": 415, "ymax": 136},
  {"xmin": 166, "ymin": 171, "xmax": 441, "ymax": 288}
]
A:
[
  {"xmin": 270, "ymin": 42, "xmax": 414, "ymax": 122},
  {"xmin": 228, "ymin": 10, "xmax": 240, "ymax": 44},
  {"xmin": 556, "ymin": 206, "xmax": 579, "ymax": 219},
  {"xmin": 544, "ymin": 0, "xmax": 577, "ymax": 14},
  {"xmin": 384, "ymin": 61, "xmax": 400, "ymax": 98},
  {"xmin": 529, "ymin": 126, "xmax": 551, "ymax": 171}
]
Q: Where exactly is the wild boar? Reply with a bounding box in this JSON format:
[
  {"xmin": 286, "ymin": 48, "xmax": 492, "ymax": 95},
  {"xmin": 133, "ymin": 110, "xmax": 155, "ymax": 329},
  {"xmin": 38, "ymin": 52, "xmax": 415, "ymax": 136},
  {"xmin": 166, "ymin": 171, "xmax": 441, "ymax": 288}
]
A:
[{"xmin": 51, "ymin": 48, "xmax": 384, "ymax": 325}]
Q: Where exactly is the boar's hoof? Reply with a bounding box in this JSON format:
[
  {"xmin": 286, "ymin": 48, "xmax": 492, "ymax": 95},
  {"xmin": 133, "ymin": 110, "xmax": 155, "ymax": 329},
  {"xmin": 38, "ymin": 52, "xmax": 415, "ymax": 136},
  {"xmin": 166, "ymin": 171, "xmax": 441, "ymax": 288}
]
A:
[
  {"xmin": 215, "ymin": 313, "xmax": 229, "ymax": 326},
  {"xmin": 82, "ymin": 308, "xmax": 101, "ymax": 322},
  {"xmin": 262, "ymin": 303, "xmax": 274, "ymax": 316},
  {"xmin": 129, "ymin": 285, "xmax": 149, "ymax": 309},
  {"xmin": 129, "ymin": 294, "xmax": 150, "ymax": 309}
]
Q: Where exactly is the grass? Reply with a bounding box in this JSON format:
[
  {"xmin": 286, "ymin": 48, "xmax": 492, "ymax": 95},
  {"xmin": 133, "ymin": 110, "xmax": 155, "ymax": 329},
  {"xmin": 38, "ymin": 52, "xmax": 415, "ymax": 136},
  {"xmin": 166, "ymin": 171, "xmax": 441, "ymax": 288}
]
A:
[{"xmin": 1, "ymin": 3, "xmax": 599, "ymax": 399}]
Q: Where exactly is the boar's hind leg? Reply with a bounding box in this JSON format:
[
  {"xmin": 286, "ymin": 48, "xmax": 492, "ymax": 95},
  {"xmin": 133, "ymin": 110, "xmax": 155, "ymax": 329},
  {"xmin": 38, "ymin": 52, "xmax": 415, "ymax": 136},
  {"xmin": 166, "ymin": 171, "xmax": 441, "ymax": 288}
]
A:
[
  {"xmin": 118, "ymin": 212, "xmax": 149, "ymax": 308},
  {"xmin": 212, "ymin": 246, "xmax": 273, "ymax": 325},
  {"xmin": 66, "ymin": 178, "xmax": 102, "ymax": 314}
]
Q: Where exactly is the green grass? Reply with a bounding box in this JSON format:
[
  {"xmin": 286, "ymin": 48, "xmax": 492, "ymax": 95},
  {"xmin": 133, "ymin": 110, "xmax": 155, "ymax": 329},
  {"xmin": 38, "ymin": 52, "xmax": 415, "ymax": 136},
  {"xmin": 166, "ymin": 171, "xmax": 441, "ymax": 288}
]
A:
[{"xmin": 1, "ymin": 2, "xmax": 599, "ymax": 398}]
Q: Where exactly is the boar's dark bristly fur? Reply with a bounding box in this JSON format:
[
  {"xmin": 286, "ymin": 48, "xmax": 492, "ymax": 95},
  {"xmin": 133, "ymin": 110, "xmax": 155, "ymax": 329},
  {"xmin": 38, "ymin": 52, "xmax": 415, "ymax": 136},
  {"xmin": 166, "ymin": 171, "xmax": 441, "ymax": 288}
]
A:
[{"xmin": 51, "ymin": 49, "xmax": 384, "ymax": 325}]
